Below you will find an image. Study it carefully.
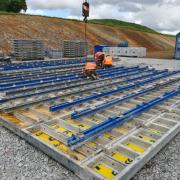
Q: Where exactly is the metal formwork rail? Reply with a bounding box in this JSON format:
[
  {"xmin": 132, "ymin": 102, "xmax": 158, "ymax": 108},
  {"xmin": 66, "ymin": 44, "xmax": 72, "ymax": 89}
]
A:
[
  {"xmin": 67, "ymin": 86, "xmax": 180, "ymax": 149},
  {"xmin": 0, "ymin": 59, "xmax": 88, "ymax": 71},
  {"xmin": 0, "ymin": 63, "xmax": 180, "ymax": 180},
  {"xmin": 0, "ymin": 66, "xmax": 125, "ymax": 88},
  {"xmin": 5, "ymin": 67, "xmax": 149, "ymax": 97},
  {"xmin": 0, "ymin": 66, "xmax": 144, "ymax": 92},
  {"xmin": 0, "ymin": 66, "xmax": 82, "ymax": 82},
  {"xmin": 0, "ymin": 68, "xmax": 148, "ymax": 103},
  {"xmin": 71, "ymin": 77, "xmax": 180, "ymax": 119},
  {"xmin": 49, "ymin": 70, "xmax": 176, "ymax": 112},
  {"xmin": 0, "ymin": 63, "xmax": 84, "ymax": 75},
  {"xmin": 0, "ymin": 65, "xmax": 123, "ymax": 81},
  {"xmin": 0, "ymin": 68, "xmax": 152, "ymax": 110}
]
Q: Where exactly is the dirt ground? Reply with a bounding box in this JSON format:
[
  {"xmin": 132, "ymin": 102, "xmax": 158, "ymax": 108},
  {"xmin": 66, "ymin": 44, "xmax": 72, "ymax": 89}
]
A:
[
  {"xmin": 147, "ymin": 50, "xmax": 175, "ymax": 59},
  {"xmin": 0, "ymin": 14, "xmax": 176, "ymax": 59}
]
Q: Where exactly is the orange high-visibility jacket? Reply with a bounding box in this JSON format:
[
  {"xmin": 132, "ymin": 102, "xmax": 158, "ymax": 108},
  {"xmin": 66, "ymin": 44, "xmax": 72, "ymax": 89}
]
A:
[
  {"xmin": 84, "ymin": 62, "xmax": 97, "ymax": 70},
  {"xmin": 95, "ymin": 52, "xmax": 104, "ymax": 61},
  {"xmin": 103, "ymin": 56, "xmax": 113, "ymax": 65}
]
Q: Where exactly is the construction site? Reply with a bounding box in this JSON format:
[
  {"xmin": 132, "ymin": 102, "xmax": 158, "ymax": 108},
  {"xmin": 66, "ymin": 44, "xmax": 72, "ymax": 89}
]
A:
[{"xmin": 0, "ymin": 1, "xmax": 180, "ymax": 180}]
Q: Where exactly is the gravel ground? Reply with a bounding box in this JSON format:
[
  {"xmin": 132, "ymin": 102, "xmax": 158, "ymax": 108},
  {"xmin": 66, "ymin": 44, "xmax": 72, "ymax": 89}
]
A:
[{"xmin": 0, "ymin": 125, "xmax": 179, "ymax": 180}]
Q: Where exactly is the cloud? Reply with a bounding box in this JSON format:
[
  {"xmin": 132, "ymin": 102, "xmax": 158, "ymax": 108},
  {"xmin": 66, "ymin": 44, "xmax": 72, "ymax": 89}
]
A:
[
  {"xmin": 26, "ymin": 0, "xmax": 180, "ymax": 34},
  {"xmin": 26, "ymin": 9, "xmax": 45, "ymax": 15}
]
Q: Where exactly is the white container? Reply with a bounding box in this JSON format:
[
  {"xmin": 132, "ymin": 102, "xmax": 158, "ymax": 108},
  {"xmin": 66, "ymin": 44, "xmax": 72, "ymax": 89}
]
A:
[{"xmin": 103, "ymin": 47, "xmax": 146, "ymax": 58}]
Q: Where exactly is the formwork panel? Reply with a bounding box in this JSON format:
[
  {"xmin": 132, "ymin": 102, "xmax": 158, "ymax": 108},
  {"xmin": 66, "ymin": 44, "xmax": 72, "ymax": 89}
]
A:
[{"xmin": 0, "ymin": 60, "xmax": 180, "ymax": 180}]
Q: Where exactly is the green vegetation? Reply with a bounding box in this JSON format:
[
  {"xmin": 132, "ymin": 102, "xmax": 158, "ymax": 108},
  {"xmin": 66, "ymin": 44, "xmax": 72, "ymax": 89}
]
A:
[
  {"xmin": 89, "ymin": 19, "xmax": 158, "ymax": 34},
  {"xmin": 0, "ymin": 0, "xmax": 27, "ymax": 13}
]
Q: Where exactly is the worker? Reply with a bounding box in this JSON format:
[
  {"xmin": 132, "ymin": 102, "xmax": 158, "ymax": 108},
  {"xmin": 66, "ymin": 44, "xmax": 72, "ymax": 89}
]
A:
[
  {"xmin": 94, "ymin": 52, "xmax": 105, "ymax": 68},
  {"xmin": 82, "ymin": 62, "xmax": 98, "ymax": 80},
  {"xmin": 103, "ymin": 55, "xmax": 113, "ymax": 68}
]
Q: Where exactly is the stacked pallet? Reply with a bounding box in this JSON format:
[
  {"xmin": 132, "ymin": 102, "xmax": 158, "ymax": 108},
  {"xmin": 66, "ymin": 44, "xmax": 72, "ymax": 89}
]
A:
[
  {"xmin": 63, "ymin": 40, "xmax": 88, "ymax": 58},
  {"xmin": 13, "ymin": 39, "xmax": 45, "ymax": 61}
]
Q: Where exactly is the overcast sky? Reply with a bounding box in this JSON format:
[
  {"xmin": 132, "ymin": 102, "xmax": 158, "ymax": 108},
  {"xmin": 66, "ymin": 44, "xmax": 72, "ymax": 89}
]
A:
[{"xmin": 26, "ymin": 0, "xmax": 180, "ymax": 35}]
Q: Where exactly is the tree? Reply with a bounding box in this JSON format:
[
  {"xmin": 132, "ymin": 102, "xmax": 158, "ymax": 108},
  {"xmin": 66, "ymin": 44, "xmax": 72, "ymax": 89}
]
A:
[
  {"xmin": 0, "ymin": 0, "xmax": 9, "ymax": 11},
  {"xmin": 0, "ymin": 0, "xmax": 27, "ymax": 13}
]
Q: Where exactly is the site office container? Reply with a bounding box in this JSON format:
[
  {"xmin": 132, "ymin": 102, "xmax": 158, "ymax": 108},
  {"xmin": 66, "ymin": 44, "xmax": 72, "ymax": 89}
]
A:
[
  {"xmin": 103, "ymin": 47, "xmax": 146, "ymax": 58},
  {"xmin": 175, "ymin": 32, "xmax": 180, "ymax": 60}
]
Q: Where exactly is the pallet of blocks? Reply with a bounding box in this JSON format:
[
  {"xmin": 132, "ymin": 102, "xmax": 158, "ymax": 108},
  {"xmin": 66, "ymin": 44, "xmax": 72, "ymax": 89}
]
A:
[
  {"xmin": 63, "ymin": 40, "xmax": 88, "ymax": 58},
  {"xmin": 13, "ymin": 39, "xmax": 45, "ymax": 61}
]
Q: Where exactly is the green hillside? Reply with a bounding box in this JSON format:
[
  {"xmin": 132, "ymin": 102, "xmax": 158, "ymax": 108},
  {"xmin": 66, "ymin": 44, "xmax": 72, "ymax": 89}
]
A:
[{"xmin": 89, "ymin": 19, "xmax": 158, "ymax": 34}]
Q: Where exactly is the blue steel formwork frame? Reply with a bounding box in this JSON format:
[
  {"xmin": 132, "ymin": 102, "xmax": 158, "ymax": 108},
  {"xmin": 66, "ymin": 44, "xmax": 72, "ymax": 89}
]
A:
[
  {"xmin": 5, "ymin": 67, "xmax": 150, "ymax": 96},
  {"xmin": 0, "ymin": 66, "xmax": 133, "ymax": 88},
  {"xmin": 71, "ymin": 76, "xmax": 180, "ymax": 119},
  {"xmin": 67, "ymin": 86, "xmax": 180, "ymax": 149},
  {"xmin": 0, "ymin": 67, "xmax": 150, "ymax": 103},
  {"xmin": 0, "ymin": 66, "xmax": 83, "ymax": 82},
  {"xmin": 49, "ymin": 70, "xmax": 178, "ymax": 112},
  {"xmin": 0, "ymin": 66, "xmax": 127, "ymax": 83},
  {"xmin": 0, "ymin": 59, "xmax": 90, "ymax": 71},
  {"xmin": 0, "ymin": 66, "xmax": 146, "ymax": 92}
]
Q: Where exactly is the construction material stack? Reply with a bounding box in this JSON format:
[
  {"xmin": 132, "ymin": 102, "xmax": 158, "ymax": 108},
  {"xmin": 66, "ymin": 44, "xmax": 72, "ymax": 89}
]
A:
[
  {"xmin": 0, "ymin": 50, "xmax": 4, "ymax": 62},
  {"xmin": 63, "ymin": 40, "xmax": 88, "ymax": 58},
  {"xmin": 13, "ymin": 39, "xmax": 44, "ymax": 61}
]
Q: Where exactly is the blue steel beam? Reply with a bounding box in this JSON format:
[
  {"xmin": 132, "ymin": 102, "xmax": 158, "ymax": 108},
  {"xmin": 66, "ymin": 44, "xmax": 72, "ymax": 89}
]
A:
[
  {"xmin": 0, "ymin": 66, "xmax": 125, "ymax": 88},
  {"xmin": 0, "ymin": 64, "xmax": 117, "ymax": 82},
  {"xmin": 0, "ymin": 68, "xmax": 148, "ymax": 95},
  {"xmin": 0, "ymin": 70, "xmax": 82, "ymax": 83},
  {"xmin": 1, "ymin": 60, "xmax": 109, "ymax": 72},
  {"xmin": 49, "ymin": 69, "xmax": 172, "ymax": 112},
  {"xmin": 1, "ymin": 62, "xmax": 84, "ymax": 71},
  {"xmin": 1, "ymin": 59, "xmax": 89, "ymax": 71},
  {"xmin": 67, "ymin": 86, "xmax": 180, "ymax": 149},
  {"xmin": 5, "ymin": 67, "xmax": 149, "ymax": 96},
  {"xmin": 0, "ymin": 66, "xmax": 144, "ymax": 92},
  {"xmin": 0, "ymin": 66, "xmax": 83, "ymax": 82},
  {"xmin": 71, "ymin": 77, "xmax": 180, "ymax": 119},
  {"xmin": 1, "ymin": 64, "xmax": 126, "ymax": 86},
  {"xmin": 0, "ymin": 62, "xmax": 83, "ymax": 75},
  {"xmin": 1, "ymin": 66, "xmax": 140, "ymax": 88},
  {"xmin": 0, "ymin": 67, "xmax": 150, "ymax": 103},
  {"xmin": 1, "ymin": 60, "xmax": 85, "ymax": 69}
]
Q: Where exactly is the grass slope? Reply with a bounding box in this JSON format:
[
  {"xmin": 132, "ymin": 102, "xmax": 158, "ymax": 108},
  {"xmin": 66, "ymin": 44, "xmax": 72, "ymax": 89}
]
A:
[{"xmin": 89, "ymin": 19, "xmax": 158, "ymax": 34}]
